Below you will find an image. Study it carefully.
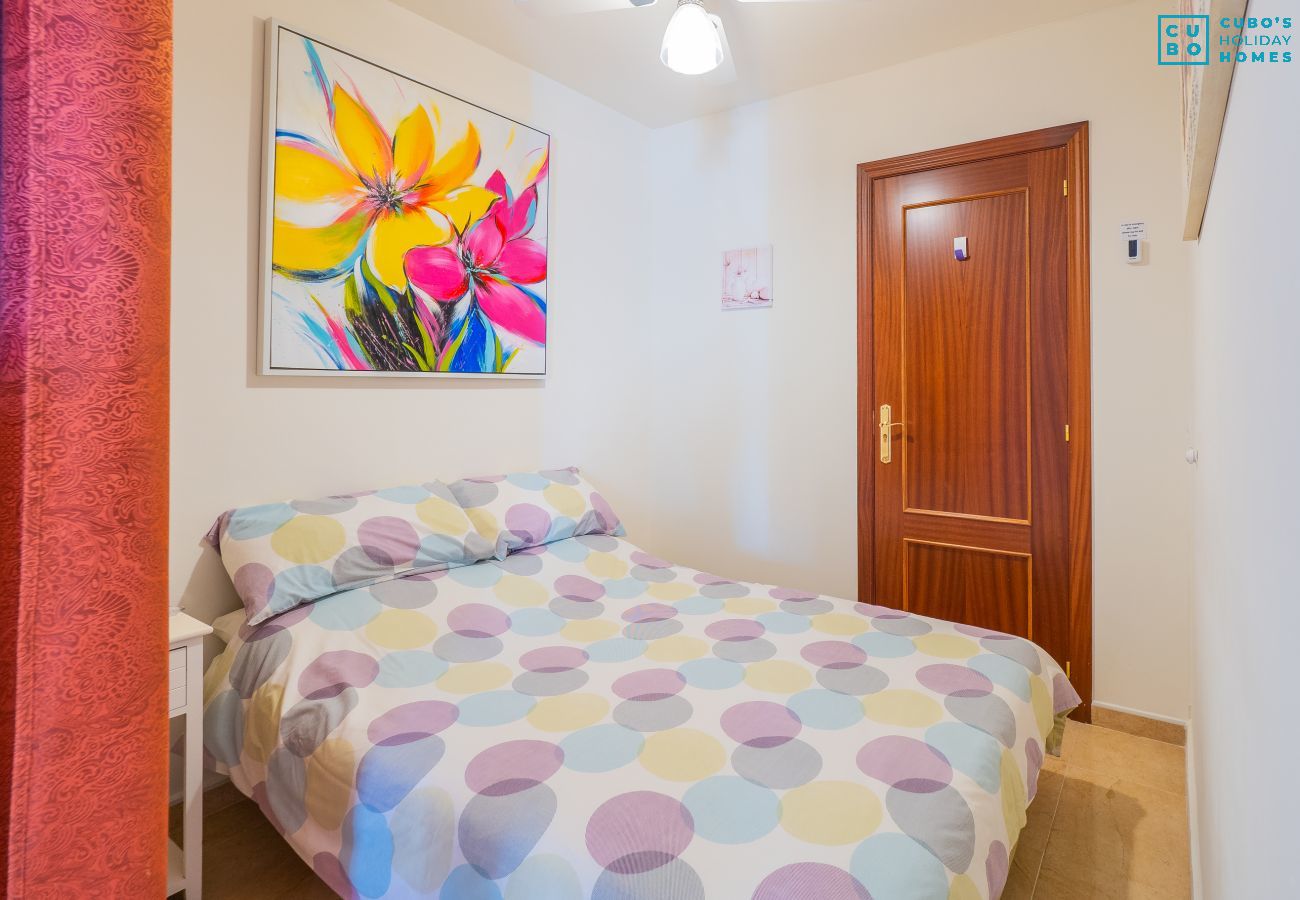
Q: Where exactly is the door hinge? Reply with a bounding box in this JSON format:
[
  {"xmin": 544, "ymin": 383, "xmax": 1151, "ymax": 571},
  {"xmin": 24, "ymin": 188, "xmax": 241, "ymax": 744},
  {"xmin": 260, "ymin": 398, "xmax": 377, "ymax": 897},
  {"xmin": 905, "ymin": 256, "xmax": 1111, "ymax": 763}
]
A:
[
  {"xmin": 1066, "ymin": 661, "xmax": 1071, "ymax": 679},
  {"xmin": 1064, "ymin": 424, "xmax": 1070, "ymax": 442},
  {"xmin": 1063, "ymin": 178, "xmax": 1068, "ymax": 197}
]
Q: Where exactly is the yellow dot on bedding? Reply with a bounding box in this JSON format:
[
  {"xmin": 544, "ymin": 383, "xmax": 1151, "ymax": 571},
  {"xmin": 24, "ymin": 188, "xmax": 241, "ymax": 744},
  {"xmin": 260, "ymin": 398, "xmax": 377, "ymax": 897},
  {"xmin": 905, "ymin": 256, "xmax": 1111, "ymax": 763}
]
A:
[
  {"xmin": 1000, "ymin": 749, "xmax": 1027, "ymax": 843},
  {"xmin": 244, "ymin": 681, "xmax": 284, "ymax": 766},
  {"xmin": 585, "ymin": 553, "xmax": 628, "ymax": 580},
  {"xmin": 416, "ymin": 495, "xmax": 467, "ymax": 534},
  {"xmin": 364, "ymin": 609, "xmax": 437, "ymax": 649},
  {"xmin": 465, "ymin": 507, "xmax": 499, "ymax": 541},
  {"xmin": 948, "ymin": 875, "xmax": 982, "ymax": 900},
  {"xmin": 780, "ymin": 781, "xmax": 881, "ymax": 845},
  {"xmin": 645, "ymin": 635, "xmax": 709, "ymax": 662},
  {"xmin": 494, "ymin": 574, "xmax": 548, "ymax": 608},
  {"xmin": 745, "ymin": 660, "xmax": 813, "ymax": 693},
  {"xmin": 640, "ymin": 729, "xmax": 726, "ymax": 781},
  {"xmin": 436, "ymin": 662, "xmax": 512, "ymax": 694},
  {"xmin": 862, "ymin": 689, "xmax": 943, "ymax": 728},
  {"xmin": 1030, "ymin": 675, "xmax": 1054, "ymax": 738},
  {"xmin": 724, "ymin": 596, "xmax": 776, "ymax": 615},
  {"xmin": 528, "ymin": 693, "xmax": 609, "ymax": 732},
  {"xmin": 811, "ymin": 612, "xmax": 870, "ymax": 635},
  {"xmin": 307, "ymin": 738, "xmax": 355, "ymax": 831},
  {"xmin": 561, "ymin": 618, "xmax": 620, "ymax": 643},
  {"xmin": 913, "ymin": 633, "xmax": 980, "ymax": 659},
  {"xmin": 647, "ymin": 582, "xmax": 694, "ymax": 602},
  {"xmin": 270, "ymin": 515, "xmax": 346, "ymax": 564},
  {"xmin": 543, "ymin": 484, "xmax": 585, "ymax": 517}
]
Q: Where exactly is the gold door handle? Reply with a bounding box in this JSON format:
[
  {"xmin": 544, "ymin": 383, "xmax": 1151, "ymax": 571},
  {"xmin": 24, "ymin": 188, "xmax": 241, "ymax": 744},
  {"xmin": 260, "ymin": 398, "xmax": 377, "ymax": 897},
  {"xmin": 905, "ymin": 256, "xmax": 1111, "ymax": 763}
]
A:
[{"xmin": 879, "ymin": 404, "xmax": 904, "ymax": 464}]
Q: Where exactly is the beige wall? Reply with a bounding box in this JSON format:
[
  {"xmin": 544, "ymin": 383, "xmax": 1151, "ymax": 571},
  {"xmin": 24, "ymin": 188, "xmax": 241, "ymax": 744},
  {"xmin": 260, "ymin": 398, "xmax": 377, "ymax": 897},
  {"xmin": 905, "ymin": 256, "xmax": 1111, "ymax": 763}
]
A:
[
  {"xmin": 1187, "ymin": 31, "xmax": 1300, "ymax": 898},
  {"xmin": 642, "ymin": 0, "xmax": 1194, "ymax": 720},
  {"xmin": 171, "ymin": 0, "xmax": 659, "ymax": 640}
]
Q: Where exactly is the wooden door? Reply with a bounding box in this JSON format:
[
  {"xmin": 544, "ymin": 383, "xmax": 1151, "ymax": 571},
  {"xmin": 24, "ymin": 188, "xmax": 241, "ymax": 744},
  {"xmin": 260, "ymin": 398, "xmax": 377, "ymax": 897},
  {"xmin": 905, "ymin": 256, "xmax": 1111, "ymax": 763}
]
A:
[{"xmin": 857, "ymin": 124, "xmax": 1092, "ymax": 718}]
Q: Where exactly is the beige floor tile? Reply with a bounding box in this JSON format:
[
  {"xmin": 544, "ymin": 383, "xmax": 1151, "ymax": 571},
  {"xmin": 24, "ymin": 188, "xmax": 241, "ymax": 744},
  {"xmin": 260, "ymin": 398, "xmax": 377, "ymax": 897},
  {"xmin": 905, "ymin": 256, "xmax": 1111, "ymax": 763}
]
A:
[
  {"xmin": 1004, "ymin": 766, "xmax": 1066, "ymax": 899},
  {"xmin": 1060, "ymin": 720, "xmax": 1188, "ymax": 796},
  {"xmin": 1036, "ymin": 765, "xmax": 1191, "ymax": 899}
]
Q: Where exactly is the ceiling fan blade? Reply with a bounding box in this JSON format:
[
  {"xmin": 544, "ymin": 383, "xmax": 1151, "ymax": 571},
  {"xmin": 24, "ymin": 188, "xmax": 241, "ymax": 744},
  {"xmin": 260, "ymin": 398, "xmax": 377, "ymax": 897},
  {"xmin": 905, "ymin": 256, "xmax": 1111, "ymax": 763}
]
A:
[{"xmin": 513, "ymin": 0, "xmax": 656, "ymax": 15}]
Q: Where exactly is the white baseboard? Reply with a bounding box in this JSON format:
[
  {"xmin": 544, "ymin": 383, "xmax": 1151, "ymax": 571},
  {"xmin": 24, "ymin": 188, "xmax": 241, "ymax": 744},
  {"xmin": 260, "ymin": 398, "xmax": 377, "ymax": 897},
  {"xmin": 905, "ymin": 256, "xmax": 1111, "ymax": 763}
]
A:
[
  {"xmin": 1092, "ymin": 699, "xmax": 1188, "ymax": 727},
  {"xmin": 1185, "ymin": 717, "xmax": 1203, "ymax": 900}
]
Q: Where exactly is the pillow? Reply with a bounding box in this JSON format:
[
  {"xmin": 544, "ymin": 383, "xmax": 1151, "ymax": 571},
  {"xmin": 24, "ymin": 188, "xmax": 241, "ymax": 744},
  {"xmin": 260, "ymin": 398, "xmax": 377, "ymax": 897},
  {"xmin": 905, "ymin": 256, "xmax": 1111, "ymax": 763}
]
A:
[
  {"xmin": 206, "ymin": 481, "xmax": 493, "ymax": 626},
  {"xmin": 448, "ymin": 467, "xmax": 624, "ymax": 558}
]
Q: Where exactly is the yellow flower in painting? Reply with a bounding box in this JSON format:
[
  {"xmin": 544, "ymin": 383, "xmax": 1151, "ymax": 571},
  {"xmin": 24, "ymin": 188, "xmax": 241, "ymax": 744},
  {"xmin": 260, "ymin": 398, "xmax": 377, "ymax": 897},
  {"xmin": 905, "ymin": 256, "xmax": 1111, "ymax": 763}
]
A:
[{"xmin": 272, "ymin": 85, "xmax": 500, "ymax": 290}]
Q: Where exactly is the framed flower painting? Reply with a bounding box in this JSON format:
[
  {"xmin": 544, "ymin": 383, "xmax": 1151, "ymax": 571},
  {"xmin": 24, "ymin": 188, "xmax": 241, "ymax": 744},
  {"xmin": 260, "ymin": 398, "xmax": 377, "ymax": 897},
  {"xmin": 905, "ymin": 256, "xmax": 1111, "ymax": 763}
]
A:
[{"xmin": 260, "ymin": 21, "xmax": 550, "ymax": 377}]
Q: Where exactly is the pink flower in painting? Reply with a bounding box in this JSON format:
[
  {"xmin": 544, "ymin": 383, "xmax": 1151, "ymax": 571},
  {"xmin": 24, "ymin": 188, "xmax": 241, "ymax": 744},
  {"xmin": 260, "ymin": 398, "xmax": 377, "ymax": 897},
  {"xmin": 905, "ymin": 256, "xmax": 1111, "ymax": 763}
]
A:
[{"xmin": 406, "ymin": 170, "xmax": 547, "ymax": 344}]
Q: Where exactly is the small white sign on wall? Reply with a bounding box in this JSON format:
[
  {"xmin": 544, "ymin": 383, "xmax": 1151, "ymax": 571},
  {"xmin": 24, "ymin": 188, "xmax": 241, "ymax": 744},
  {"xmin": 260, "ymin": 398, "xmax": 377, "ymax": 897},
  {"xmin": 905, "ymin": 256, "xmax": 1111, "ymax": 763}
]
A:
[{"xmin": 1119, "ymin": 221, "xmax": 1147, "ymax": 240}]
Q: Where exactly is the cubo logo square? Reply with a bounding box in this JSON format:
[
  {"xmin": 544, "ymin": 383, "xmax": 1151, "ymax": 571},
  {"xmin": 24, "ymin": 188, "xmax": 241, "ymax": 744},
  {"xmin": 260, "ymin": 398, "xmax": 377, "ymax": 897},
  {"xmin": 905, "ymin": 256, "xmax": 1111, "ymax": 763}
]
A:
[{"xmin": 1158, "ymin": 14, "xmax": 1211, "ymax": 65}]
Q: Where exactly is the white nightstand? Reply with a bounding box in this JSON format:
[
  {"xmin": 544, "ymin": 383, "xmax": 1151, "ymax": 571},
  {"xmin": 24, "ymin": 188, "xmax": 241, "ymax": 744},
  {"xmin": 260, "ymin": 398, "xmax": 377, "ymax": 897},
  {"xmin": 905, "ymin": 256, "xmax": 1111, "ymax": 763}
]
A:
[{"xmin": 169, "ymin": 612, "xmax": 212, "ymax": 899}]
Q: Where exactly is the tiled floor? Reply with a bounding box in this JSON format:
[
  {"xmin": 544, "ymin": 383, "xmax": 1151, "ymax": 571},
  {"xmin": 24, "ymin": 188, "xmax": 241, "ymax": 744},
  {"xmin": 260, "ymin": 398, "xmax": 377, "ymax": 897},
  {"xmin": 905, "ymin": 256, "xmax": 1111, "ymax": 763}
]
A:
[{"xmin": 174, "ymin": 720, "xmax": 1191, "ymax": 899}]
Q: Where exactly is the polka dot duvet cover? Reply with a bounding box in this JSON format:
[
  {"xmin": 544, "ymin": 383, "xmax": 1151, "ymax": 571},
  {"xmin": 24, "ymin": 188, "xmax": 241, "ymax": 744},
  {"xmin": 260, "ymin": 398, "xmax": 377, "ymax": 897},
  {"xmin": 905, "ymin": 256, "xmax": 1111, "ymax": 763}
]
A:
[{"xmin": 203, "ymin": 535, "xmax": 1079, "ymax": 900}]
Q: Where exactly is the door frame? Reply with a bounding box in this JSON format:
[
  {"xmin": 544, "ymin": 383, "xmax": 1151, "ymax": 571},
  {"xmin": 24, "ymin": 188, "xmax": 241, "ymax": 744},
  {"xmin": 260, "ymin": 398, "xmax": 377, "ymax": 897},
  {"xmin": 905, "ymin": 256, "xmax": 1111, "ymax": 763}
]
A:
[{"xmin": 856, "ymin": 122, "xmax": 1093, "ymax": 720}]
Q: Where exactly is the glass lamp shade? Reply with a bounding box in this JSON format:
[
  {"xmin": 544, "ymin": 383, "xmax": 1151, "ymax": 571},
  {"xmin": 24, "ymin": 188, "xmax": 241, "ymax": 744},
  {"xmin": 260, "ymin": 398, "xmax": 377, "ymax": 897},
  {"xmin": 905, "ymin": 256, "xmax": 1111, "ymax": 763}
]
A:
[{"xmin": 660, "ymin": 1, "xmax": 723, "ymax": 75}]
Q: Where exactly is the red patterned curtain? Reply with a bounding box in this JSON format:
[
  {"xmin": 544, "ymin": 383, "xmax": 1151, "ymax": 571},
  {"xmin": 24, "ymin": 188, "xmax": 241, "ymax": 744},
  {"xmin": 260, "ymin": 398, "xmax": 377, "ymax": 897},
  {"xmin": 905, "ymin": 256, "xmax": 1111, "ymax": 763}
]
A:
[{"xmin": 0, "ymin": 0, "xmax": 171, "ymax": 895}]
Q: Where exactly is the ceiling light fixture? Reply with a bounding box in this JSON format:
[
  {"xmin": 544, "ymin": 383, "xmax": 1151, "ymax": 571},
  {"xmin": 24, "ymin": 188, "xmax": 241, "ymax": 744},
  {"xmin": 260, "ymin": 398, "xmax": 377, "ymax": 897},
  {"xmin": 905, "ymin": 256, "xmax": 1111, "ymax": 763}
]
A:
[{"xmin": 660, "ymin": 0, "xmax": 723, "ymax": 75}]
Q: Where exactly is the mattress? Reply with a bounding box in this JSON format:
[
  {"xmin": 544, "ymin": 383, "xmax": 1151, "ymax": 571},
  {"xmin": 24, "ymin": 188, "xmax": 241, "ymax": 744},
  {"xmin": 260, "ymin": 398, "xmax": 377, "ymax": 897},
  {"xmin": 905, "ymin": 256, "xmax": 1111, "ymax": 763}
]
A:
[{"xmin": 203, "ymin": 535, "xmax": 1079, "ymax": 900}]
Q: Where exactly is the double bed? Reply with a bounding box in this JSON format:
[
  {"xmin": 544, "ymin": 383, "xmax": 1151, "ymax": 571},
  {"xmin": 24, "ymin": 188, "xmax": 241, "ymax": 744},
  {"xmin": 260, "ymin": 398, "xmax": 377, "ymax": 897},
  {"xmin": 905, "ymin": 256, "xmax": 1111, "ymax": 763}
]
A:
[{"xmin": 202, "ymin": 472, "xmax": 1078, "ymax": 900}]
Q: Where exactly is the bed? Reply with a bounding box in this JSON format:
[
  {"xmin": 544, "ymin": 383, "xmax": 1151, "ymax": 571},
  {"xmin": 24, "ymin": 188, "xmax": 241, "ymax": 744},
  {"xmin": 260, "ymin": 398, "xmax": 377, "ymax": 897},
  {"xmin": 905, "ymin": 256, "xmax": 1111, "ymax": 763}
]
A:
[{"xmin": 202, "ymin": 472, "xmax": 1078, "ymax": 900}]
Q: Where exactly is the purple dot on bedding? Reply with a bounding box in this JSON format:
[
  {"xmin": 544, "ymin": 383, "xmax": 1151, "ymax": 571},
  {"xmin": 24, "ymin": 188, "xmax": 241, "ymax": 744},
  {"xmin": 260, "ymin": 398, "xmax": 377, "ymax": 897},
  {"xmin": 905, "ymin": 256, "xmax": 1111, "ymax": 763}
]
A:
[
  {"xmin": 506, "ymin": 503, "xmax": 552, "ymax": 545},
  {"xmin": 465, "ymin": 740, "xmax": 564, "ymax": 796},
  {"xmin": 986, "ymin": 841, "xmax": 1010, "ymax": 898},
  {"xmin": 693, "ymin": 572, "xmax": 731, "ymax": 586},
  {"xmin": 917, "ymin": 664, "xmax": 993, "ymax": 697},
  {"xmin": 753, "ymin": 863, "xmax": 871, "ymax": 900},
  {"xmin": 954, "ymin": 622, "xmax": 1010, "ymax": 639},
  {"xmin": 447, "ymin": 603, "xmax": 511, "ymax": 638},
  {"xmin": 367, "ymin": 700, "xmax": 459, "ymax": 746},
  {"xmin": 704, "ymin": 619, "xmax": 765, "ymax": 642},
  {"xmin": 297, "ymin": 650, "xmax": 380, "ymax": 700},
  {"xmin": 856, "ymin": 602, "xmax": 898, "ymax": 617},
  {"xmin": 622, "ymin": 603, "xmax": 678, "ymax": 624},
  {"xmin": 247, "ymin": 604, "xmax": 311, "ymax": 640},
  {"xmin": 590, "ymin": 492, "xmax": 618, "ymax": 531},
  {"xmin": 630, "ymin": 551, "xmax": 671, "ymax": 569},
  {"xmin": 312, "ymin": 853, "xmax": 353, "ymax": 899},
  {"xmin": 801, "ymin": 640, "xmax": 868, "ymax": 670},
  {"xmin": 520, "ymin": 646, "xmax": 589, "ymax": 673},
  {"xmin": 769, "ymin": 586, "xmax": 817, "ymax": 601},
  {"xmin": 857, "ymin": 736, "xmax": 952, "ymax": 793},
  {"xmin": 233, "ymin": 563, "xmax": 276, "ymax": 617},
  {"xmin": 357, "ymin": 516, "xmax": 421, "ymax": 567},
  {"xmin": 612, "ymin": 668, "xmax": 686, "ymax": 701},
  {"xmin": 721, "ymin": 701, "xmax": 802, "ymax": 748},
  {"xmin": 555, "ymin": 574, "xmax": 605, "ymax": 602},
  {"xmin": 1025, "ymin": 739, "xmax": 1044, "ymax": 801},
  {"xmin": 585, "ymin": 792, "xmax": 694, "ymax": 874}
]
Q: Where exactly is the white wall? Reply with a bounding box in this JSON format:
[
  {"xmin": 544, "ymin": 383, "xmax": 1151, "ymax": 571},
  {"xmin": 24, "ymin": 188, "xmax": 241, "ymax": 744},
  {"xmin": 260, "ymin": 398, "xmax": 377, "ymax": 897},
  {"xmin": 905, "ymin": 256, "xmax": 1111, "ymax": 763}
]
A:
[
  {"xmin": 174, "ymin": 0, "xmax": 1197, "ymax": 721},
  {"xmin": 1187, "ymin": 38, "xmax": 1300, "ymax": 899},
  {"xmin": 171, "ymin": 0, "xmax": 658, "ymax": 637},
  {"xmin": 642, "ymin": 0, "xmax": 1195, "ymax": 720}
]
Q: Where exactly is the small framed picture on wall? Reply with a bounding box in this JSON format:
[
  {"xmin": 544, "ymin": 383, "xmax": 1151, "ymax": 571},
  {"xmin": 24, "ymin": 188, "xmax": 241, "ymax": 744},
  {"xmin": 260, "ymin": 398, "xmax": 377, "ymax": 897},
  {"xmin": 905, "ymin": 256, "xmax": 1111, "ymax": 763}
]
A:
[{"xmin": 722, "ymin": 246, "xmax": 773, "ymax": 310}]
